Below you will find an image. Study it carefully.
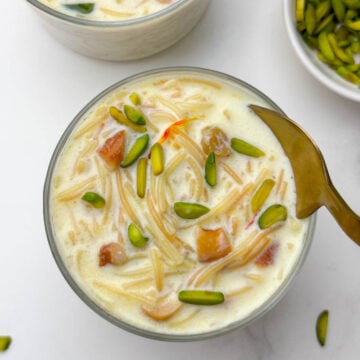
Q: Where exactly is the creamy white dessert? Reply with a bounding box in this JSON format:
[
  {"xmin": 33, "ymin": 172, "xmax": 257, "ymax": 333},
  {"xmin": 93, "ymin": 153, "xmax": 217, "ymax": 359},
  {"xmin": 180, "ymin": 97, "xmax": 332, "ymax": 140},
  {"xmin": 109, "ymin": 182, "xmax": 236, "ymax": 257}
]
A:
[
  {"xmin": 48, "ymin": 70, "xmax": 310, "ymax": 336},
  {"xmin": 29, "ymin": 0, "xmax": 209, "ymax": 60},
  {"xmin": 38, "ymin": 0, "xmax": 177, "ymax": 20}
]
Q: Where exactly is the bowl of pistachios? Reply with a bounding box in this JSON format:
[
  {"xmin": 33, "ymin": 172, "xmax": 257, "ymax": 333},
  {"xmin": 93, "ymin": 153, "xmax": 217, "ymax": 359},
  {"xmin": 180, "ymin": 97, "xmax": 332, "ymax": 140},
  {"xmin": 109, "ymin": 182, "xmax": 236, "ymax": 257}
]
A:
[{"xmin": 284, "ymin": 0, "xmax": 360, "ymax": 102}]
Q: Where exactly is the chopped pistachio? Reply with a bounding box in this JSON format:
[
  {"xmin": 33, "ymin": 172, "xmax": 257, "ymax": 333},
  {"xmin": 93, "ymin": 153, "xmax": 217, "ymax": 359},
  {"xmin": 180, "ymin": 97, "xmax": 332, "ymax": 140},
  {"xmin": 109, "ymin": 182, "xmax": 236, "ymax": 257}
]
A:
[
  {"xmin": 258, "ymin": 204, "xmax": 288, "ymax": 229},
  {"xmin": 81, "ymin": 192, "xmax": 106, "ymax": 208},
  {"xmin": 251, "ymin": 179, "xmax": 275, "ymax": 213},
  {"xmin": 231, "ymin": 138, "xmax": 265, "ymax": 158},
  {"xmin": 342, "ymin": 0, "xmax": 360, "ymax": 10},
  {"xmin": 315, "ymin": 14, "xmax": 335, "ymax": 34},
  {"xmin": 109, "ymin": 106, "xmax": 146, "ymax": 133},
  {"xmin": 121, "ymin": 134, "xmax": 149, "ymax": 168},
  {"xmin": 130, "ymin": 92, "xmax": 141, "ymax": 106},
  {"xmin": 328, "ymin": 33, "xmax": 354, "ymax": 63},
  {"xmin": 150, "ymin": 143, "xmax": 164, "ymax": 175},
  {"xmin": 337, "ymin": 66, "xmax": 360, "ymax": 84},
  {"xmin": 296, "ymin": 0, "xmax": 307, "ymax": 22},
  {"xmin": 319, "ymin": 30, "xmax": 336, "ymax": 61},
  {"xmin": 174, "ymin": 202, "xmax": 210, "ymax": 219},
  {"xmin": 178, "ymin": 290, "xmax": 224, "ymax": 305},
  {"xmin": 124, "ymin": 105, "xmax": 146, "ymax": 125},
  {"xmin": 128, "ymin": 223, "xmax": 148, "ymax": 248},
  {"xmin": 64, "ymin": 3, "xmax": 94, "ymax": 14},
  {"xmin": 345, "ymin": 19, "xmax": 360, "ymax": 30},
  {"xmin": 316, "ymin": 1, "xmax": 331, "ymax": 22},
  {"xmin": 332, "ymin": 0, "xmax": 346, "ymax": 21},
  {"xmin": 0, "ymin": 337, "xmax": 11, "ymax": 352},
  {"xmin": 137, "ymin": 157, "xmax": 147, "ymax": 198},
  {"xmin": 305, "ymin": 4, "xmax": 317, "ymax": 35},
  {"xmin": 316, "ymin": 310, "xmax": 329, "ymax": 346},
  {"xmin": 205, "ymin": 151, "xmax": 217, "ymax": 187}
]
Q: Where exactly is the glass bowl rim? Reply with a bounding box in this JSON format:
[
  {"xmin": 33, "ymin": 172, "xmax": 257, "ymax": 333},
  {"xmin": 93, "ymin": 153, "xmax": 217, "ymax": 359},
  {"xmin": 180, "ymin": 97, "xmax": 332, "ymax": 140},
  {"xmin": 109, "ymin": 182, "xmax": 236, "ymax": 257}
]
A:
[
  {"xmin": 43, "ymin": 66, "xmax": 316, "ymax": 342},
  {"xmin": 27, "ymin": 0, "xmax": 193, "ymax": 27}
]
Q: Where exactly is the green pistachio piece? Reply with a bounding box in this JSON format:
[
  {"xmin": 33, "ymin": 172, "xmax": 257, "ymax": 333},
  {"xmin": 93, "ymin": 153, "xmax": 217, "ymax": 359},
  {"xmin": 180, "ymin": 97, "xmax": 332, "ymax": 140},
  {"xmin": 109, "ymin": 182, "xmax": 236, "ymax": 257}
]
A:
[
  {"xmin": 317, "ymin": 51, "xmax": 343, "ymax": 67},
  {"xmin": 297, "ymin": 22, "xmax": 306, "ymax": 32},
  {"xmin": 178, "ymin": 290, "xmax": 224, "ymax": 305},
  {"xmin": 81, "ymin": 192, "xmax": 106, "ymax": 208},
  {"xmin": 345, "ymin": 9, "xmax": 357, "ymax": 21},
  {"xmin": 231, "ymin": 138, "xmax": 265, "ymax": 158},
  {"xmin": 337, "ymin": 39, "xmax": 351, "ymax": 47},
  {"xmin": 337, "ymin": 66, "xmax": 360, "ymax": 84},
  {"xmin": 64, "ymin": 3, "xmax": 94, "ymax": 14},
  {"xmin": 258, "ymin": 204, "xmax": 288, "ymax": 229},
  {"xmin": 128, "ymin": 223, "xmax": 148, "ymax": 248},
  {"xmin": 351, "ymin": 41, "xmax": 360, "ymax": 53},
  {"xmin": 174, "ymin": 202, "xmax": 210, "ymax": 219},
  {"xmin": 316, "ymin": 0, "xmax": 331, "ymax": 21},
  {"xmin": 316, "ymin": 310, "xmax": 329, "ymax": 347},
  {"xmin": 137, "ymin": 157, "xmax": 147, "ymax": 198},
  {"xmin": 296, "ymin": 0, "xmax": 307, "ymax": 21},
  {"xmin": 346, "ymin": 63, "xmax": 360, "ymax": 71},
  {"xmin": 331, "ymin": 0, "xmax": 346, "ymax": 21},
  {"xmin": 150, "ymin": 143, "xmax": 164, "ymax": 175},
  {"xmin": 335, "ymin": 26, "xmax": 349, "ymax": 41},
  {"xmin": 328, "ymin": 33, "xmax": 354, "ymax": 63},
  {"xmin": 319, "ymin": 30, "xmax": 336, "ymax": 61},
  {"xmin": 305, "ymin": 4, "xmax": 317, "ymax": 35},
  {"xmin": 342, "ymin": 0, "xmax": 360, "ymax": 9},
  {"xmin": 205, "ymin": 151, "xmax": 217, "ymax": 187},
  {"xmin": 109, "ymin": 106, "xmax": 146, "ymax": 133},
  {"xmin": 0, "ymin": 337, "xmax": 11, "ymax": 352},
  {"xmin": 345, "ymin": 19, "xmax": 360, "ymax": 30},
  {"xmin": 130, "ymin": 93, "xmax": 141, "ymax": 106},
  {"xmin": 121, "ymin": 134, "xmax": 149, "ymax": 168},
  {"xmin": 303, "ymin": 33, "xmax": 319, "ymax": 49},
  {"xmin": 124, "ymin": 105, "xmax": 146, "ymax": 125},
  {"xmin": 251, "ymin": 179, "xmax": 275, "ymax": 213},
  {"xmin": 315, "ymin": 14, "xmax": 334, "ymax": 34}
]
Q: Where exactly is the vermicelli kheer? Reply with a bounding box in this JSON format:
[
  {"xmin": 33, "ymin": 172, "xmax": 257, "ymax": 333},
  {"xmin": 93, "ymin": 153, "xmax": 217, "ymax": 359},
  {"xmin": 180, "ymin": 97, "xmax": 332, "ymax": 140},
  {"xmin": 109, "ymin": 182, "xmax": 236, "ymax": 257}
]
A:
[
  {"xmin": 48, "ymin": 70, "xmax": 310, "ymax": 335},
  {"xmin": 37, "ymin": 0, "xmax": 178, "ymax": 20}
]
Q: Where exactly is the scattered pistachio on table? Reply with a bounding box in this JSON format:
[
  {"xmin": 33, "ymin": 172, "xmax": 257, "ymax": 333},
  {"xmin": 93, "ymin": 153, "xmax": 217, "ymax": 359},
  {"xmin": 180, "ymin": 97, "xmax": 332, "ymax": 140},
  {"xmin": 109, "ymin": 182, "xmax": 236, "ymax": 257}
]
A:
[{"xmin": 316, "ymin": 309, "xmax": 329, "ymax": 347}]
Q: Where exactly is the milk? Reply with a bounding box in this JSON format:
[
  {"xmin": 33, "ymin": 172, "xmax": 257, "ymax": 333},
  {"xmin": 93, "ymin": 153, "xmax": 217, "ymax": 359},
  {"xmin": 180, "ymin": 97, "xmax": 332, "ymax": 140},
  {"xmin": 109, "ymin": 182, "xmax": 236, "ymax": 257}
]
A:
[
  {"xmin": 48, "ymin": 70, "xmax": 310, "ymax": 336},
  {"xmin": 38, "ymin": 0, "xmax": 177, "ymax": 20}
]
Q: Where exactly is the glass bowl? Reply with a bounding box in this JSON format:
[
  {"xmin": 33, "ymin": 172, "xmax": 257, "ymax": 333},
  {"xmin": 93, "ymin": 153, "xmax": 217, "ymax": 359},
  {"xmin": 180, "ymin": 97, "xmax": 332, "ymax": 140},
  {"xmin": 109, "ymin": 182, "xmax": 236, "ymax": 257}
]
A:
[
  {"xmin": 26, "ymin": 0, "xmax": 210, "ymax": 61},
  {"xmin": 43, "ymin": 67, "xmax": 316, "ymax": 341}
]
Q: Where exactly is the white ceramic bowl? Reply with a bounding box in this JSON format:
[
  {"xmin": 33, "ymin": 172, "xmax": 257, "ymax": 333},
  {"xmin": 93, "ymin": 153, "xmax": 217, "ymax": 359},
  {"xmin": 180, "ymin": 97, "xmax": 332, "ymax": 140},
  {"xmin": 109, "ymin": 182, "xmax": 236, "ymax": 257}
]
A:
[
  {"xmin": 283, "ymin": 0, "xmax": 360, "ymax": 102},
  {"xmin": 27, "ymin": 0, "xmax": 210, "ymax": 61}
]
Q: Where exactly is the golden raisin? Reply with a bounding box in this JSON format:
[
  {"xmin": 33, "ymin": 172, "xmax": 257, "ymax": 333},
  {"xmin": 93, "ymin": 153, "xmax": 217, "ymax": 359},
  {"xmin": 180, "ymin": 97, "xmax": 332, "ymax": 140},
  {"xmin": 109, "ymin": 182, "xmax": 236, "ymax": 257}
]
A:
[{"xmin": 201, "ymin": 126, "xmax": 231, "ymax": 157}]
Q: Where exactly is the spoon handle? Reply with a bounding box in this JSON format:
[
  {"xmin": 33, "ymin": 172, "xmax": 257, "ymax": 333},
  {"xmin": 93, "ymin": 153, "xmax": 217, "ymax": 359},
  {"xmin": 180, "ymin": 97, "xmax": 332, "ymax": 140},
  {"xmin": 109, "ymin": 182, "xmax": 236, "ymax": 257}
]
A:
[{"xmin": 324, "ymin": 181, "xmax": 360, "ymax": 245}]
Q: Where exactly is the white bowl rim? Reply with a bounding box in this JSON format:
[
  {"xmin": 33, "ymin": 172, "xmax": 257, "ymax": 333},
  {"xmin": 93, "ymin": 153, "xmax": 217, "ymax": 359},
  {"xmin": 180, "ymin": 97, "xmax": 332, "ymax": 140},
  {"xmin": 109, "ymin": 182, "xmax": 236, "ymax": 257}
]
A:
[{"xmin": 283, "ymin": 0, "xmax": 360, "ymax": 102}]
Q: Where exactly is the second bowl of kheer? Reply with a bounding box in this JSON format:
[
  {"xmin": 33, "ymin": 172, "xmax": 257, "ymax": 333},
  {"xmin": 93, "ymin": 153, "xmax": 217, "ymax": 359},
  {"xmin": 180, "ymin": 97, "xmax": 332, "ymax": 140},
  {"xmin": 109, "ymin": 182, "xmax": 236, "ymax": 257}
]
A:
[{"xmin": 27, "ymin": 0, "xmax": 210, "ymax": 60}]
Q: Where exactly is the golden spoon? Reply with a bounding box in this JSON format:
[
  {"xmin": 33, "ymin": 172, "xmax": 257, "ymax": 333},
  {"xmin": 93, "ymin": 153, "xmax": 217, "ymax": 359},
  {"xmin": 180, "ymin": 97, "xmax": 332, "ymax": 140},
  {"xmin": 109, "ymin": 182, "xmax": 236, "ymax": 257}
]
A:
[{"xmin": 249, "ymin": 104, "xmax": 360, "ymax": 245}]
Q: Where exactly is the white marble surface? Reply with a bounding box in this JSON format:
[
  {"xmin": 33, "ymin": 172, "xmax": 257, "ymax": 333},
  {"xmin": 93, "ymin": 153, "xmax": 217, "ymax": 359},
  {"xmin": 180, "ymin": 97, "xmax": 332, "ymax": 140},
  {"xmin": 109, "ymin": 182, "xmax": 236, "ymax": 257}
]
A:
[{"xmin": 1, "ymin": 0, "xmax": 360, "ymax": 359}]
